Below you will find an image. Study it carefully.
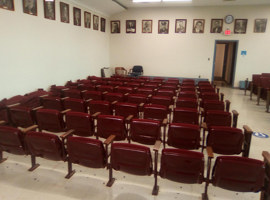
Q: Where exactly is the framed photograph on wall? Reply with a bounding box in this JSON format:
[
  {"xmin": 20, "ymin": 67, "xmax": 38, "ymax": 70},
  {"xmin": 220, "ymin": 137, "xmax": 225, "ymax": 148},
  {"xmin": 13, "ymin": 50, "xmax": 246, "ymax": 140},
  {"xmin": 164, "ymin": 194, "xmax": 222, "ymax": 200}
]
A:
[
  {"xmin": 158, "ymin": 20, "xmax": 169, "ymax": 34},
  {"xmin": 193, "ymin": 19, "xmax": 205, "ymax": 33},
  {"xmin": 93, "ymin": 15, "xmax": 99, "ymax": 30},
  {"xmin": 101, "ymin": 17, "xmax": 106, "ymax": 32},
  {"xmin": 23, "ymin": 0, "xmax": 37, "ymax": 16},
  {"xmin": 60, "ymin": 2, "xmax": 69, "ymax": 23},
  {"xmin": 84, "ymin": 11, "xmax": 91, "ymax": 28},
  {"xmin": 44, "ymin": 0, "xmax": 55, "ymax": 20},
  {"xmin": 254, "ymin": 19, "xmax": 267, "ymax": 33},
  {"xmin": 175, "ymin": 19, "xmax": 187, "ymax": 33},
  {"xmin": 211, "ymin": 19, "xmax": 223, "ymax": 33},
  {"xmin": 126, "ymin": 20, "xmax": 136, "ymax": 33},
  {"xmin": 234, "ymin": 19, "xmax": 248, "ymax": 34},
  {"xmin": 73, "ymin": 7, "xmax": 81, "ymax": 26},
  {"xmin": 111, "ymin": 20, "xmax": 120, "ymax": 33},
  {"xmin": 142, "ymin": 20, "xmax": 152, "ymax": 33},
  {"xmin": 0, "ymin": 0, "xmax": 14, "ymax": 11}
]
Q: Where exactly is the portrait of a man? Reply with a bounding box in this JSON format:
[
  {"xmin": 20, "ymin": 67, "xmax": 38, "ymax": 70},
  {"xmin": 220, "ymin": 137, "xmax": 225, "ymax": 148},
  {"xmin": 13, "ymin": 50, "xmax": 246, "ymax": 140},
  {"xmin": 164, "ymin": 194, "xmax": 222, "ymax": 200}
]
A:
[
  {"xmin": 142, "ymin": 20, "xmax": 152, "ymax": 33},
  {"xmin": 101, "ymin": 18, "xmax": 106, "ymax": 32},
  {"xmin": 93, "ymin": 15, "xmax": 99, "ymax": 30},
  {"xmin": 234, "ymin": 19, "xmax": 248, "ymax": 34},
  {"xmin": 60, "ymin": 2, "xmax": 69, "ymax": 23},
  {"xmin": 175, "ymin": 19, "xmax": 187, "ymax": 33},
  {"xmin": 254, "ymin": 19, "xmax": 267, "ymax": 33},
  {"xmin": 73, "ymin": 7, "xmax": 81, "ymax": 26},
  {"xmin": 193, "ymin": 19, "xmax": 205, "ymax": 33},
  {"xmin": 23, "ymin": 0, "xmax": 37, "ymax": 16},
  {"xmin": 44, "ymin": 0, "xmax": 55, "ymax": 20},
  {"xmin": 158, "ymin": 20, "xmax": 169, "ymax": 34},
  {"xmin": 0, "ymin": 0, "xmax": 14, "ymax": 11},
  {"xmin": 126, "ymin": 20, "xmax": 136, "ymax": 33},
  {"xmin": 111, "ymin": 20, "xmax": 120, "ymax": 33},
  {"xmin": 84, "ymin": 11, "xmax": 91, "ymax": 29},
  {"xmin": 211, "ymin": 19, "xmax": 223, "ymax": 33}
]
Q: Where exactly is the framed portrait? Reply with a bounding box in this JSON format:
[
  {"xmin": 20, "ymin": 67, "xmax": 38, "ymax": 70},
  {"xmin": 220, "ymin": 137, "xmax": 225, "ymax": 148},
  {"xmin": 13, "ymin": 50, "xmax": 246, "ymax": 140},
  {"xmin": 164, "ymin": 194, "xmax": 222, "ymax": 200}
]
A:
[
  {"xmin": 101, "ymin": 17, "xmax": 106, "ymax": 32},
  {"xmin": 193, "ymin": 19, "xmax": 205, "ymax": 33},
  {"xmin": 93, "ymin": 15, "xmax": 99, "ymax": 30},
  {"xmin": 126, "ymin": 20, "xmax": 136, "ymax": 33},
  {"xmin": 111, "ymin": 20, "xmax": 120, "ymax": 34},
  {"xmin": 158, "ymin": 20, "xmax": 169, "ymax": 34},
  {"xmin": 142, "ymin": 20, "xmax": 152, "ymax": 33},
  {"xmin": 0, "ymin": 0, "xmax": 14, "ymax": 11},
  {"xmin": 60, "ymin": 2, "xmax": 69, "ymax": 23},
  {"xmin": 23, "ymin": 0, "xmax": 37, "ymax": 16},
  {"xmin": 73, "ymin": 7, "xmax": 81, "ymax": 26},
  {"xmin": 234, "ymin": 19, "xmax": 248, "ymax": 34},
  {"xmin": 175, "ymin": 19, "xmax": 187, "ymax": 33},
  {"xmin": 44, "ymin": 0, "xmax": 55, "ymax": 20},
  {"xmin": 254, "ymin": 19, "xmax": 267, "ymax": 33},
  {"xmin": 84, "ymin": 11, "xmax": 91, "ymax": 29},
  {"xmin": 211, "ymin": 19, "xmax": 223, "ymax": 33}
]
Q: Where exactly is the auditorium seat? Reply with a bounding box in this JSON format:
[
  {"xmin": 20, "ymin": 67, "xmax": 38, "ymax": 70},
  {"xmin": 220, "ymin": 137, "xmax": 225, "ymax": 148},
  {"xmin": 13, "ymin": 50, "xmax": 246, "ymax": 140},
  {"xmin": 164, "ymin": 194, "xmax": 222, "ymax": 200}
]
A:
[
  {"xmin": 88, "ymin": 100, "xmax": 113, "ymax": 115},
  {"xmin": 63, "ymin": 98, "xmax": 88, "ymax": 113},
  {"xmin": 172, "ymin": 108, "xmax": 199, "ymax": 125}
]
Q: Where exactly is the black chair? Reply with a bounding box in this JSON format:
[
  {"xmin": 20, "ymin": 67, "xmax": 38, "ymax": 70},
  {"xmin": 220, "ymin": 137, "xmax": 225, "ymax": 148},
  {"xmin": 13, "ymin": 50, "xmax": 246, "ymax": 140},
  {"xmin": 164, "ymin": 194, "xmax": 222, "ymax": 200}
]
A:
[{"xmin": 129, "ymin": 65, "xmax": 143, "ymax": 77}]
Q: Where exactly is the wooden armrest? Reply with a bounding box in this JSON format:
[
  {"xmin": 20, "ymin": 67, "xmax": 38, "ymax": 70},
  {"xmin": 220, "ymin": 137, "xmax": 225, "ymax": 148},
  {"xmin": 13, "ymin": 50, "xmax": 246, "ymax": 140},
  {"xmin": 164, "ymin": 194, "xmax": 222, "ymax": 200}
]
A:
[
  {"xmin": 206, "ymin": 146, "xmax": 214, "ymax": 158},
  {"xmin": 7, "ymin": 103, "xmax": 20, "ymax": 108},
  {"xmin": 201, "ymin": 122, "xmax": 208, "ymax": 130},
  {"xmin": 104, "ymin": 135, "xmax": 116, "ymax": 145},
  {"xmin": 115, "ymin": 86, "xmax": 119, "ymax": 89},
  {"xmin": 32, "ymin": 106, "xmax": 43, "ymax": 111},
  {"xmin": 85, "ymin": 98, "xmax": 92, "ymax": 102},
  {"xmin": 61, "ymin": 97, "xmax": 69, "ymax": 100},
  {"xmin": 111, "ymin": 101, "xmax": 118, "ymax": 105},
  {"xmin": 20, "ymin": 125, "xmax": 38, "ymax": 133},
  {"xmin": 62, "ymin": 88, "xmax": 69, "ymax": 91},
  {"xmin": 243, "ymin": 125, "xmax": 252, "ymax": 133},
  {"xmin": 61, "ymin": 109, "xmax": 71, "ymax": 114},
  {"xmin": 169, "ymin": 105, "xmax": 174, "ymax": 111},
  {"xmin": 0, "ymin": 120, "xmax": 6, "ymax": 125},
  {"xmin": 92, "ymin": 112, "xmax": 101, "ymax": 118},
  {"xmin": 162, "ymin": 118, "xmax": 168, "ymax": 126},
  {"xmin": 60, "ymin": 129, "xmax": 74, "ymax": 139},
  {"xmin": 200, "ymin": 107, "xmax": 204, "ymax": 113},
  {"xmin": 148, "ymin": 94, "xmax": 152, "ymax": 98},
  {"xmin": 81, "ymin": 90, "xmax": 87, "ymax": 93},
  {"xmin": 153, "ymin": 140, "xmax": 162, "ymax": 151},
  {"xmin": 262, "ymin": 151, "xmax": 270, "ymax": 166},
  {"xmin": 124, "ymin": 93, "xmax": 129, "ymax": 96},
  {"xmin": 173, "ymin": 96, "xmax": 177, "ymax": 100},
  {"xmin": 126, "ymin": 115, "xmax": 133, "ymax": 122},
  {"xmin": 232, "ymin": 110, "xmax": 239, "ymax": 116},
  {"xmin": 103, "ymin": 91, "xmax": 108, "ymax": 95},
  {"xmin": 139, "ymin": 103, "xmax": 144, "ymax": 107},
  {"xmin": 40, "ymin": 94, "xmax": 49, "ymax": 98}
]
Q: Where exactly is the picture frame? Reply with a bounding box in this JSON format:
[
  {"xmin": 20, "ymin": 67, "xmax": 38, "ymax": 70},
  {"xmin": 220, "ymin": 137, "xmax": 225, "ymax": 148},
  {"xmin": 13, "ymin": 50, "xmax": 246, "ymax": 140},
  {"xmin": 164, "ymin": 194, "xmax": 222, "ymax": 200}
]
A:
[
  {"xmin": 101, "ymin": 17, "xmax": 106, "ymax": 32},
  {"xmin": 60, "ymin": 2, "xmax": 69, "ymax": 23},
  {"xmin": 93, "ymin": 15, "xmax": 99, "ymax": 30},
  {"xmin": 23, "ymin": 0, "xmax": 37, "ymax": 16},
  {"xmin": 126, "ymin": 20, "xmax": 136, "ymax": 33},
  {"xmin": 234, "ymin": 19, "xmax": 248, "ymax": 34},
  {"xmin": 210, "ymin": 19, "xmax": 223, "ymax": 33},
  {"xmin": 142, "ymin": 20, "xmax": 152, "ymax": 33},
  {"xmin": 158, "ymin": 20, "xmax": 169, "ymax": 34},
  {"xmin": 84, "ymin": 11, "xmax": 91, "ymax": 29},
  {"xmin": 254, "ymin": 19, "xmax": 267, "ymax": 33},
  {"xmin": 73, "ymin": 7, "xmax": 81, "ymax": 26},
  {"xmin": 44, "ymin": 0, "xmax": 55, "ymax": 20},
  {"xmin": 175, "ymin": 19, "xmax": 187, "ymax": 33},
  {"xmin": 193, "ymin": 19, "xmax": 205, "ymax": 33},
  {"xmin": 111, "ymin": 20, "xmax": 120, "ymax": 34},
  {"xmin": 0, "ymin": 0, "xmax": 14, "ymax": 11}
]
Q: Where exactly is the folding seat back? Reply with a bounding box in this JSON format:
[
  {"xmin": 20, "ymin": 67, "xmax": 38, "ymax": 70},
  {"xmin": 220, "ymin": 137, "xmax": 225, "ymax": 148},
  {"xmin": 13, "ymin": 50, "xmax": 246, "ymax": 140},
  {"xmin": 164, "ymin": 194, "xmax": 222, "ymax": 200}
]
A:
[
  {"xmin": 166, "ymin": 78, "xmax": 179, "ymax": 84},
  {"xmin": 150, "ymin": 95, "xmax": 173, "ymax": 107},
  {"xmin": 9, "ymin": 106, "xmax": 36, "ymax": 128},
  {"xmin": 167, "ymin": 123, "xmax": 201, "ymax": 150},
  {"xmin": 160, "ymin": 84, "xmax": 178, "ymax": 91},
  {"xmin": 63, "ymin": 98, "xmax": 88, "ymax": 113},
  {"xmin": 97, "ymin": 115, "xmax": 126, "ymax": 140},
  {"xmin": 108, "ymin": 81, "xmax": 123, "ymax": 87},
  {"xmin": 178, "ymin": 91, "xmax": 197, "ymax": 99},
  {"xmin": 173, "ymin": 108, "xmax": 199, "ymax": 125},
  {"xmin": 114, "ymin": 102, "xmax": 139, "ymax": 118},
  {"xmin": 83, "ymin": 91, "xmax": 103, "ymax": 100},
  {"xmin": 207, "ymin": 126, "xmax": 244, "ymax": 155},
  {"xmin": 104, "ymin": 92, "xmax": 124, "ymax": 103},
  {"xmin": 137, "ymin": 87, "xmax": 154, "ymax": 96},
  {"xmin": 144, "ymin": 83, "xmax": 159, "ymax": 89},
  {"xmin": 203, "ymin": 100, "xmax": 224, "ymax": 112},
  {"xmin": 211, "ymin": 156, "xmax": 264, "ymax": 192},
  {"xmin": 176, "ymin": 98, "xmax": 198, "ymax": 109},
  {"xmin": 66, "ymin": 112, "xmax": 93, "ymax": 137},
  {"xmin": 25, "ymin": 131, "xmax": 66, "ymax": 161},
  {"xmin": 127, "ymin": 94, "xmax": 148, "ymax": 104},
  {"xmin": 67, "ymin": 137, "xmax": 106, "ymax": 168},
  {"xmin": 130, "ymin": 118, "xmax": 161, "ymax": 145},
  {"xmin": 126, "ymin": 82, "xmax": 141, "ymax": 88},
  {"xmin": 204, "ymin": 110, "xmax": 231, "ymax": 127},
  {"xmin": 77, "ymin": 84, "xmax": 96, "ymax": 91},
  {"xmin": 88, "ymin": 100, "xmax": 112, "ymax": 115},
  {"xmin": 97, "ymin": 85, "xmax": 114, "ymax": 93},
  {"xmin": 36, "ymin": 109, "xmax": 65, "ymax": 132},
  {"xmin": 41, "ymin": 96, "xmax": 64, "ymax": 111},
  {"xmin": 159, "ymin": 148, "xmax": 204, "ymax": 183},
  {"xmin": 262, "ymin": 73, "xmax": 270, "ymax": 78},
  {"xmin": 180, "ymin": 86, "xmax": 196, "ymax": 92},
  {"xmin": 110, "ymin": 143, "xmax": 152, "ymax": 175},
  {"xmin": 199, "ymin": 86, "xmax": 216, "ymax": 94},
  {"xmin": 156, "ymin": 89, "xmax": 175, "ymax": 97},
  {"xmin": 143, "ymin": 104, "xmax": 168, "ymax": 122},
  {"xmin": 253, "ymin": 74, "xmax": 261, "ymax": 86},
  {"xmin": 201, "ymin": 92, "xmax": 219, "ymax": 101},
  {"xmin": 115, "ymin": 86, "xmax": 134, "ymax": 94},
  {"xmin": 182, "ymin": 79, "xmax": 195, "ymax": 85},
  {"xmin": 0, "ymin": 126, "xmax": 27, "ymax": 156},
  {"xmin": 50, "ymin": 85, "xmax": 67, "ymax": 97},
  {"xmin": 198, "ymin": 81, "xmax": 211, "ymax": 87}
]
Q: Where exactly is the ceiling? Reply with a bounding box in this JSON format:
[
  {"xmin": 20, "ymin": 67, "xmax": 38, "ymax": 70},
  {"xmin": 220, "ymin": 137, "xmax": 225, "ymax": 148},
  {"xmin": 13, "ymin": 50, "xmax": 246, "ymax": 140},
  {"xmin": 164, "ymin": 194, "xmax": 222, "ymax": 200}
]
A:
[{"xmin": 75, "ymin": 0, "xmax": 270, "ymax": 16}]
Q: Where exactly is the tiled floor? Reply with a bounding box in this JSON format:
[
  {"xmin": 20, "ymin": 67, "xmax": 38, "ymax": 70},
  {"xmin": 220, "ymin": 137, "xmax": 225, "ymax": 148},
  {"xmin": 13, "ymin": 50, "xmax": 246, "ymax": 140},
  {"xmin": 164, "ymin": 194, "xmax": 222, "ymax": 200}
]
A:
[{"xmin": 0, "ymin": 87, "xmax": 269, "ymax": 200}]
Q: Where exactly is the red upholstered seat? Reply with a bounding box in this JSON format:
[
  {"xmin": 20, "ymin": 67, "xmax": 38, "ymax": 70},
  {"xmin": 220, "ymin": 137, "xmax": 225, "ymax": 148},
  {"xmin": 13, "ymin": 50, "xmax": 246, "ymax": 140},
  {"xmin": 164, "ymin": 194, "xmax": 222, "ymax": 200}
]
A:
[
  {"xmin": 150, "ymin": 95, "xmax": 173, "ymax": 107},
  {"xmin": 9, "ymin": 105, "xmax": 36, "ymax": 128},
  {"xmin": 41, "ymin": 96, "xmax": 64, "ymax": 111},
  {"xmin": 173, "ymin": 108, "xmax": 199, "ymax": 125},
  {"xmin": 127, "ymin": 93, "xmax": 148, "ymax": 104},
  {"xmin": 137, "ymin": 87, "xmax": 154, "ymax": 96},
  {"xmin": 156, "ymin": 89, "xmax": 175, "ymax": 97},
  {"xmin": 104, "ymin": 92, "xmax": 124, "ymax": 103},
  {"xmin": 204, "ymin": 110, "xmax": 232, "ymax": 127},
  {"xmin": 63, "ymin": 89, "xmax": 83, "ymax": 99},
  {"xmin": 143, "ymin": 104, "xmax": 169, "ymax": 122},
  {"xmin": 88, "ymin": 100, "xmax": 112, "ymax": 115},
  {"xmin": 83, "ymin": 91, "xmax": 103, "ymax": 100},
  {"xmin": 114, "ymin": 102, "xmax": 139, "ymax": 118},
  {"xmin": 36, "ymin": 109, "xmax": 65, "ymax": 132},
  {"xmin": 97, "ymin": 85, "xmax": 114, "ymax": 93},
  {"xmin": 178, "ymin": 91, "xmax": 197, "ymax": 99},
  {"xmin": 115, "ymin": 86, "xmax": 134, "ymax": 94},
  {"xmin": 176, "ymin": 98, "xmax": 198, "ymax": 109},
  {"xmin": 63, "ymin": 98, "xmax": 88, "ymax": 113}
]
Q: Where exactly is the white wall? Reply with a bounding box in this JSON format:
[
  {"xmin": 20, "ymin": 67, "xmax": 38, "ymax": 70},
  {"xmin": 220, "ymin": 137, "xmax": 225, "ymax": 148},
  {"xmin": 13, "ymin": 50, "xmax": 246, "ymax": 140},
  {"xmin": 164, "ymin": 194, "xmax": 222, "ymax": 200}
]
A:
[
  {"xmin": 0, "ymin": 0, "xmax": 110, "ymax": 99},
  {"xmin": 109, "ymin": 5, "xmax": 270, "ymax": 86}
]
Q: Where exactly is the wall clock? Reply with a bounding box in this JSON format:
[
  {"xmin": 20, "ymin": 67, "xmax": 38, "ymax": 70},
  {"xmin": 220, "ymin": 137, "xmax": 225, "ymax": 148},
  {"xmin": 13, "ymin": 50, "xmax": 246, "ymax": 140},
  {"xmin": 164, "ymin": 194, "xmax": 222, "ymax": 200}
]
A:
[{"xmin": 225, "ymin": 15, "xmax": 234, "ymax": 24}]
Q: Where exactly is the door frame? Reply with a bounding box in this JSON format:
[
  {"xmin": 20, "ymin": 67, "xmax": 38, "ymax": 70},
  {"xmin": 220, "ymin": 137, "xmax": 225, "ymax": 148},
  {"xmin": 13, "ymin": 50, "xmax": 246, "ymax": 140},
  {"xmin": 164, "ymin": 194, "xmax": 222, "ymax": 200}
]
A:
[{"xmin": 212, "ymin": 40, "xmax": 239, "ymax": 87}]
